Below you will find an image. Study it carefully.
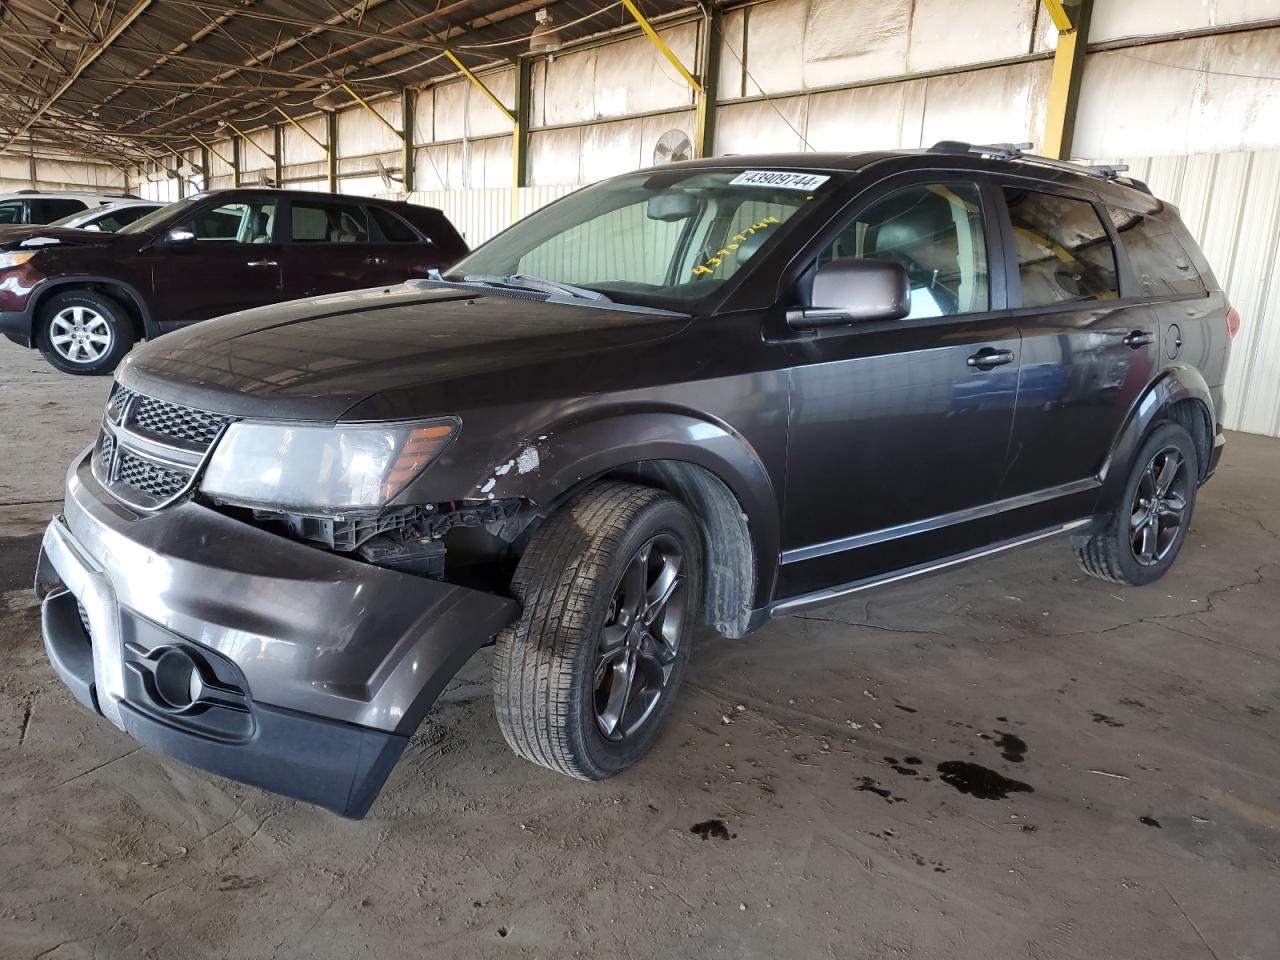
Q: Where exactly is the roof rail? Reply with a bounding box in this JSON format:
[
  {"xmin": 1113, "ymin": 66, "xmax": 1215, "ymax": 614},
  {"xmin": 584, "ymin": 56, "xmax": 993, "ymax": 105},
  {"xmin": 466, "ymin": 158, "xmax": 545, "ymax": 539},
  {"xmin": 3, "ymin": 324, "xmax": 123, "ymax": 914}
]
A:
[{"xmin": 927, "ymin": 140, "xmax": 1152, "ymax": 194}]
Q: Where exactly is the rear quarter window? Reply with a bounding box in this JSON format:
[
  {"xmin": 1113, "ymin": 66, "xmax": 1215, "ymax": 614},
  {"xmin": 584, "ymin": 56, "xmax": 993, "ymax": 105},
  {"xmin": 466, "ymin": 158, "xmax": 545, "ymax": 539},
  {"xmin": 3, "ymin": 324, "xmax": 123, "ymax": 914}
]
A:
[
  {"xmin": 369, "ymin": 206, "xmax": 420, "ymax": 242},
  {"xmin": 1106, "ymin": 207, "xmax": 1205, "ymax": 298}
]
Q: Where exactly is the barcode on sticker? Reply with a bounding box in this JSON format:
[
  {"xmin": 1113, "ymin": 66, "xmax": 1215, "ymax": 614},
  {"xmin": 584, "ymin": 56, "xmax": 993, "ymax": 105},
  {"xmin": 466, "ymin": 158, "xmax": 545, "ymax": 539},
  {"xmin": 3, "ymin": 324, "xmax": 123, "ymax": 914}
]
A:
[{"xmin": 729, "ymin": 170, "xmax": 831, "ymax": 191}]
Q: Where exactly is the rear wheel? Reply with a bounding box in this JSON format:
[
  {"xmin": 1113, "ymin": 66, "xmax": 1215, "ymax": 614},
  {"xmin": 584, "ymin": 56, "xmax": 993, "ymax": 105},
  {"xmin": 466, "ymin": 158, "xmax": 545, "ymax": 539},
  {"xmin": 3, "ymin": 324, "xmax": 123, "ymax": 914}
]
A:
[
  {"xmin": 1076, "ymin": 422, "xmax": 1198, "ymax": 586},
  {"xmin": 493, "ymin": 482, "xmax": 702, "ymax": 780},
  {"xmin": 37, "ymin": 290, "xmax": 135, "ymax": 375}
]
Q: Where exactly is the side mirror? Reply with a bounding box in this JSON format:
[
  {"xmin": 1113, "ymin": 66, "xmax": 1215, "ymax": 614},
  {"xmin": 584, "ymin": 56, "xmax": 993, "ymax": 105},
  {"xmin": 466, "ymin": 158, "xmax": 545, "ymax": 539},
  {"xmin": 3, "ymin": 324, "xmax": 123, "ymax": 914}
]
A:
[
  {"xmin": 787, "ymin": 259, "xmax": 910, "ymax": 329},
  {"xmin": 164, "ymin": 225, "xmax": 195, "ymax": 245}
]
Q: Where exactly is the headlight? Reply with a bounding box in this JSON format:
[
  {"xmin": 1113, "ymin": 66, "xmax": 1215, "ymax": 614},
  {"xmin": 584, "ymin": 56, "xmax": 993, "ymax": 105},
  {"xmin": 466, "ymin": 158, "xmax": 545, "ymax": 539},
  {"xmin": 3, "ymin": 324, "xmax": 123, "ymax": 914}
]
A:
[
  {"xmin": 200, "ymin": 418, "xmax": 458, "ymax": 511},
  {"xmin": 0, "ymin": 251, "xmax": 36, "ymax": 269}
]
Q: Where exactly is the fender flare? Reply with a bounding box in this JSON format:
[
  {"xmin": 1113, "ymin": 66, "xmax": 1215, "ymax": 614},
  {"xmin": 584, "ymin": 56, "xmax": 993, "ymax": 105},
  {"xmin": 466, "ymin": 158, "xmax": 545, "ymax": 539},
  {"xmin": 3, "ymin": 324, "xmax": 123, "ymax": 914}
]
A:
[
  {"xmin": 1095, "ymin": 364, "xmax": 1215, "ymax": 518},
  {"xmin": 25, "ymin": 276, "xmax": 157, "ymax": 342},
  {"xmin": 478, "ymin": 408, "xmax": 782, "ymax": 611}
]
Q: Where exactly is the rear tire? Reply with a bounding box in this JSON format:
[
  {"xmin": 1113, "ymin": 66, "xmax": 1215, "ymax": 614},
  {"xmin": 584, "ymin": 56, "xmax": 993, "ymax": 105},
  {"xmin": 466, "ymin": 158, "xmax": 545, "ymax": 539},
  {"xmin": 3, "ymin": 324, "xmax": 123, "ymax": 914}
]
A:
[
  {"xmin": 493, "ymin": 482, "xmax": 702, "ymax": 780},
  {"xmin": 37, "ymin": 289, "xmax": 135, "ymax": 375},
  {"xmin": 1076, "ymin": 422, "xmax": 1198, "ymax": 586}
]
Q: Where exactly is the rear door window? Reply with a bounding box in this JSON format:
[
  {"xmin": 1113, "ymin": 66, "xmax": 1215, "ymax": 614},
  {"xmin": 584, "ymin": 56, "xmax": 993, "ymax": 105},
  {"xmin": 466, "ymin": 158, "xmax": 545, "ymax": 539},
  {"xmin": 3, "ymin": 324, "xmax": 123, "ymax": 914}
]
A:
[
  {"xmin": 1003, "ymin": 188, "xmax": 1119, "ymax": 307},
  {"xmin": 1105, "ymin": 207, "xmax": 1205, "ymax": 297},
  {"xmin": 291, "ymin": 201, "xmax": 369, "ymax": 243},
  {"xmin": 0, "ymin": 200, "xmax": 24, "ymax": 224}
]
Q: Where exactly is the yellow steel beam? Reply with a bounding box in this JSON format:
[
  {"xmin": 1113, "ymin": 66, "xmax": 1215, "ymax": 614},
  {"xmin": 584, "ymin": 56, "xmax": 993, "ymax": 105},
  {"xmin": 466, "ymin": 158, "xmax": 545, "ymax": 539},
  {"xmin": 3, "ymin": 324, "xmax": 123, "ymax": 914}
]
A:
[
  {"xmin": 621, "ymin": 0, "xmax": 702, "ymax": 95},
  {"xmin": 1042, "ymin": 0, "xmax": 1092, "ymax": 160},
  {"xmin": 443, "ymin": 49, "xmax": 520, "ymax": 218},
  {"xmin": 443, "ymin": 50, "xmax": 516, "ymax": 124},
  {"xmin": 222, "ymin": 118, "xmax": 276, "ymax": 162},
  {"xmin": 273, "ymin": 105, "xmax": 327, "ymax": 152},
  {"xmin": 191, "ymin": 133, "xmax": 232, "ymax": 168},
  {"xmin": 1041, "ymin": 0, "xmax": 1074, "ymax": 32},
  {"xmin": 341, "ymin": 82, "xmax": 405, "ymax": 141}
]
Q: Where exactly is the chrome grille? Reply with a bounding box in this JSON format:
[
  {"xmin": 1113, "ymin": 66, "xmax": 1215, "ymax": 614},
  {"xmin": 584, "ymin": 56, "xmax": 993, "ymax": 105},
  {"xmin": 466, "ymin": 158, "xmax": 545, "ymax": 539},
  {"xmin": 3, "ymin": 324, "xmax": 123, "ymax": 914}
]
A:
[
  {"xmin": 94, "ymin": 385, "xmax": 233, "ymax": 511},
  {"xmin": 131, "ymin": 395, "xmax": 230, "ymax": 446},
  {"xmin": 116, "ymin": 451, "xmax": 192, "ymax": 499}
]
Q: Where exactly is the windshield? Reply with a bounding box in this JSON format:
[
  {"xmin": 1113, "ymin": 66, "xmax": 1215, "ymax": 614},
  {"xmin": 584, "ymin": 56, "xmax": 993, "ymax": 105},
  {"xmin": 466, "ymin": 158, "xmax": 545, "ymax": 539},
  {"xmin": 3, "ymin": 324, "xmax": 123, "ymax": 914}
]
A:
[
  {"xmin": 118, "ymin": 196, "xmax": 201, "ymax": 235},
  {"xmin": 48, "ymin": 208, "xmax": 98, "ymax": 228},
  {"xmin": 449, "ymin": 168, "xmax": 841, "ymax": 308}
]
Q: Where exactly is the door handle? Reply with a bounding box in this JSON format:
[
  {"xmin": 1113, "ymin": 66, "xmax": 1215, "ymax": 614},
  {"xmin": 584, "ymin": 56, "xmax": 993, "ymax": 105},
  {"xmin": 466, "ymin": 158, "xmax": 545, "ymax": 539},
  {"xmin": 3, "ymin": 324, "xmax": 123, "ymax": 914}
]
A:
[
  {"xmin": 1123, "ymin": 330, "xmax": 1154, "ymax": 348},
  {"xmin": 363, "ymin": 256, "xmax": 388, "ymax": 266},
  {"xmin": 246, "ymin": 259, "xmax": 278, "ymax": 267},
  {"xmin": 966, "ymin": 348, "xmax": 1016, "ymax": 369}
]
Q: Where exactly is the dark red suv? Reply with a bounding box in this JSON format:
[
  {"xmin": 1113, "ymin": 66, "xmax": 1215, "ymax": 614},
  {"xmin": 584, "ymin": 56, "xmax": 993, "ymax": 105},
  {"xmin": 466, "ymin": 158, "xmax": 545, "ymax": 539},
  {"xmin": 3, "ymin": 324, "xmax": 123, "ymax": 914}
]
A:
[{"xmin": 0, "ymin": 188, "xmax": 468, "ymax": 374}]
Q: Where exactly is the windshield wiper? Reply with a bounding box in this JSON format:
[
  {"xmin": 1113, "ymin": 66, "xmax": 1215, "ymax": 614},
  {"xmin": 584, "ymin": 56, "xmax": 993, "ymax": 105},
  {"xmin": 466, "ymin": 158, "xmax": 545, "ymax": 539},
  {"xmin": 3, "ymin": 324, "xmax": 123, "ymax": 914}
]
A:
[{"xmin": 459, "ymin": 273, "xmax": 612, "ymax": 303}]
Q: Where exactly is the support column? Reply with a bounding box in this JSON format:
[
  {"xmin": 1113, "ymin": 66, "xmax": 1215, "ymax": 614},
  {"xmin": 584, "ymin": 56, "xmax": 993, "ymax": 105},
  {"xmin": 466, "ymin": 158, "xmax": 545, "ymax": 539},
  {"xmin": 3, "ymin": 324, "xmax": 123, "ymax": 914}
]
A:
[
  {"xmin": 402, "ymin": 88, "xmax": 416, "ymax": 193},
  {"xmin": 199, "ymin": 145, "xmax": 210, "ymax": 192},
  {"xmin": 694, "ymin": 3, "xmax": 721, "ymax": 159},
  {"xmin": 326, "ymin": 111, "xmax": 338, "ymax": 192},
  {"xmin": 273, "ymin": 124, "xmax": 284, "ymax": 186},
  {"xmin": 1041, "ymin": 0, "xmax": 1093, "ymax": 160},
  {"xmin": 513, "ymin": 55, "xmax": 532, "ymax": 190},
  {"xmin": 231, "ymin": 135, "xmax": 241, "ymax": 188}
]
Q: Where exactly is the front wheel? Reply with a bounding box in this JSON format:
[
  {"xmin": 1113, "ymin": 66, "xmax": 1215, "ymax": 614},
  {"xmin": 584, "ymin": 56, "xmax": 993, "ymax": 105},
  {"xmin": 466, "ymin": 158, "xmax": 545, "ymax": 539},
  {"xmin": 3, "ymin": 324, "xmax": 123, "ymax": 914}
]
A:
[
  {"xmin": 493, "ymin": 482, "xmax": 703, "ymax": 780},
  {"xmin": 1076, "ymin": 422, "xmax": 1199, "ymax": 586},
  {"xmin": 37, "ymin": 290, "xmax": 135, "ymax": 375}
]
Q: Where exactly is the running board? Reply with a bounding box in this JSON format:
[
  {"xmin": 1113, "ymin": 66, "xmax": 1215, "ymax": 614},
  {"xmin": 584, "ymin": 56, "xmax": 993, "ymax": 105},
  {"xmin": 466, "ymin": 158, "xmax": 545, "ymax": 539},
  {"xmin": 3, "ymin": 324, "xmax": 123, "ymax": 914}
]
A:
[{"xmin": 769, "ymin": 518, "xmax": 1091, "ymax": 618}]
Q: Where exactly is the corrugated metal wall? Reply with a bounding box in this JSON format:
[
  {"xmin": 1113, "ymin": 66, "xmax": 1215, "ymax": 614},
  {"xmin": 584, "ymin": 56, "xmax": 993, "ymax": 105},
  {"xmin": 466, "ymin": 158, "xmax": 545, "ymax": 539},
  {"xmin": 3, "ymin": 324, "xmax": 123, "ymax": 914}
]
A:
[
  {"xmin": 1118, "ymin": 150, "xmax": 1280, "ymax": 437},
  {"xmin": 406, "ymin": 185, "xmax": 575, "ymax": 247}
]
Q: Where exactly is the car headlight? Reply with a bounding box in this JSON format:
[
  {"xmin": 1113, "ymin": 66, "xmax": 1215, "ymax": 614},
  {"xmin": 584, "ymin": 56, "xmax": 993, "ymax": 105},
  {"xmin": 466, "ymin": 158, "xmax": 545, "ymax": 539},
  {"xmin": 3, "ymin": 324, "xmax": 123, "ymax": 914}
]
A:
[
  {"xmin": 0, "ymin": 251, "xmax": 36, "ymax": 269},
  {"xmin": 200, "ymin": 418, "xmax": 458, "ymax": 511}
]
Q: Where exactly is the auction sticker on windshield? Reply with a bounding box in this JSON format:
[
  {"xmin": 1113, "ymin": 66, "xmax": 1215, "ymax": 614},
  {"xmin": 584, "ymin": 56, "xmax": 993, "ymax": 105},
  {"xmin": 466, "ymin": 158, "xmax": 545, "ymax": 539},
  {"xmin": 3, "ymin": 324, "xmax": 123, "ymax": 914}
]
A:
[{"xmin": 729, "ymin": 170, "xmax": 831, "ymax": 191}]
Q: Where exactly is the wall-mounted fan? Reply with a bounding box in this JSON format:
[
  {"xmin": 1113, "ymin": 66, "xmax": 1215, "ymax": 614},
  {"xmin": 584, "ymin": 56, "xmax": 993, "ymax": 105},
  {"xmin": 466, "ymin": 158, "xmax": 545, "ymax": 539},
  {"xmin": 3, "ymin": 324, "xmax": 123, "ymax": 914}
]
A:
[
  {"xmin": 653, "ymin": 129, "xmax": 693, "ymax": 165},
  {"xmin": 375, "ymin": 157, "xmax": 405, "ymax": 195}
]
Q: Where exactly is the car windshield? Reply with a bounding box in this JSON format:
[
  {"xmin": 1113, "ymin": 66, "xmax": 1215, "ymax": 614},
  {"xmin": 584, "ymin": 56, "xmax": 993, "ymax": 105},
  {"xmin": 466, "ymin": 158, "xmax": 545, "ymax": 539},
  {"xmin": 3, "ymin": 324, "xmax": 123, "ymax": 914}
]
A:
[
  {"xmin": 47, "ymin": 208, "xmax": 99, "ymax": 228},
  {"xmin": 117, "ymin": 196, "xmax": 201, "ymax": 235},
  {"xmin": 448, "ymin": 168, "xmax": 842, "ymax": 308}
]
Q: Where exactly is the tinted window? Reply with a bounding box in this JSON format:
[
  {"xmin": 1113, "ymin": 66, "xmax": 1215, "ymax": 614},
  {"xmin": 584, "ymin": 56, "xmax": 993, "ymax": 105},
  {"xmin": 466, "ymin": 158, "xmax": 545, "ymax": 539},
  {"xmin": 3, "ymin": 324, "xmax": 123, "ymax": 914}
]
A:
[
  {"xmin": 370, "ymin": 206, "xmax": 419, "ymax": 242},
  {"xmin": 292, "ymin": 201, "xmax": 369, "ymax": 243},
  {"xmin": 820, "ymin": 182, "xmax": 990, "ymax": 318},
  {"xmin": 1105, "ymin": 207, "xmax": 1204, "ymax": 297},
  {"xmin": 1004, "ymin": 189, "xmax": 1118, "ymax": 306},
  {"xmin": 32, "ymin": 198, "xmax": 88, "ymax": 222},
  {"xmin": 185, "ymin": 200, "xmax": 277, "ymax": 243},
  {"xmin": 0, "ymin": 201, "xmax": 24, "ymax": 224}
]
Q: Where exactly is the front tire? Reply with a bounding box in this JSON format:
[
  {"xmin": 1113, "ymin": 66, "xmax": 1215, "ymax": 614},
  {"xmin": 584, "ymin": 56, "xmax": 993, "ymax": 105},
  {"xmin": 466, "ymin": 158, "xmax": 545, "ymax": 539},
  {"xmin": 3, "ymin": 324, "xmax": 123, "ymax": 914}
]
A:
[
  {"xmin": 37, "ymin": 290, "xmax": 135, "ymax": 375},
  {"xmin": 1077, "ymin": 422, "xmax": 1199, "ymax": 586},
  {"xmin": 494, "ymin": 482, "xmax": 703, "ymax": 780}
]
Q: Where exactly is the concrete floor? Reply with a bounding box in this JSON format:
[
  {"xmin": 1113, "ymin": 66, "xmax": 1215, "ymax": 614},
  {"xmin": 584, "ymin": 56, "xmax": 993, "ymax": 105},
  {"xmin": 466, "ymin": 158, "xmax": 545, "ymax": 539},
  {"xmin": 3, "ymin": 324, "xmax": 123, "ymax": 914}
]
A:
[{"xmin": 1, "ymin": 343, "xmax": 1277, "ymax": 960}]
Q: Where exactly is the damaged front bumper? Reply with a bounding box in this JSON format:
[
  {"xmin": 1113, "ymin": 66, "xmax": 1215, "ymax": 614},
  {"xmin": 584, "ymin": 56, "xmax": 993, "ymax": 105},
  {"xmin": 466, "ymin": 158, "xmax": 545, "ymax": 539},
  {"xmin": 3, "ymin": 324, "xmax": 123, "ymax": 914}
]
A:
[{"xmin": 35, "ymin": 449, "xmax": 517, "ymax": 818}]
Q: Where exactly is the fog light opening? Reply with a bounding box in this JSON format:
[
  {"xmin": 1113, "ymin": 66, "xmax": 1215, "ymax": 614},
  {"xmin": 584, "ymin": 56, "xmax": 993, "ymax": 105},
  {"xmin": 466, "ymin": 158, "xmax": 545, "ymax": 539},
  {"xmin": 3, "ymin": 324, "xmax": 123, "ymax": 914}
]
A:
[{"xmin": 152, "ymin": 648, "xmax": 204, "ymax": 710}]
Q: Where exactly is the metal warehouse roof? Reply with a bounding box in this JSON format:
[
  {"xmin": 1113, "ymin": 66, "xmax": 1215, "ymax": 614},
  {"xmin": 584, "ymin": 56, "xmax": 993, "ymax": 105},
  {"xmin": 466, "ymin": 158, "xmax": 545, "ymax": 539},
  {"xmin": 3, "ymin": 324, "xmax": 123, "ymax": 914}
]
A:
[{"xmin": 0, "ymin": 0, "xmax": 689, "ymax": 165}]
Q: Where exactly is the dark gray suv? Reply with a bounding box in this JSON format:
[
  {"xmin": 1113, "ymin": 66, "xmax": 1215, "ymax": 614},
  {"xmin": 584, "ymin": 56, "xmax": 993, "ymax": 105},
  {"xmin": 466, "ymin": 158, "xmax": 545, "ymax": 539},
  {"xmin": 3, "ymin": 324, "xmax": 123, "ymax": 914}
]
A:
[{"xmin": 35, "ymin": 144, "xmax": 1236, "ymax": 817}]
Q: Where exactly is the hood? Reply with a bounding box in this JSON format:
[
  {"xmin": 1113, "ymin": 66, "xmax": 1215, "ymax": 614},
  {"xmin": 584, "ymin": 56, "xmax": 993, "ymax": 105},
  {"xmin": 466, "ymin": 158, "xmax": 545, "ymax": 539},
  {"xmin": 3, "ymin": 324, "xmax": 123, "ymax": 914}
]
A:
[
  {"xmin": 118, "ymin": 283, "xmax": 691, "ymax": 421},
  {"xmin": 0, "ymin": 225, "xmax": 132, "ymax": 251}
]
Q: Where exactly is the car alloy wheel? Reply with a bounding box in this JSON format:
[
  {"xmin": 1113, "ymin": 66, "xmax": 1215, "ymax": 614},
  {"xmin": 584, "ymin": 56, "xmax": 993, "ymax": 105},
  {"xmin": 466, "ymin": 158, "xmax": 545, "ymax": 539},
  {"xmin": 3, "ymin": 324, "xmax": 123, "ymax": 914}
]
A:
[
  {"xmin": 48, "ymin": 305, "xmax": 113, "ymax": 365},
  {"xmin": 593, "ymin": 533, "xmax": 688, "ymax": 741},
  {"xmin": 1130, "ymin": 445, "xmax": 1189, "ymax": 566}
]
